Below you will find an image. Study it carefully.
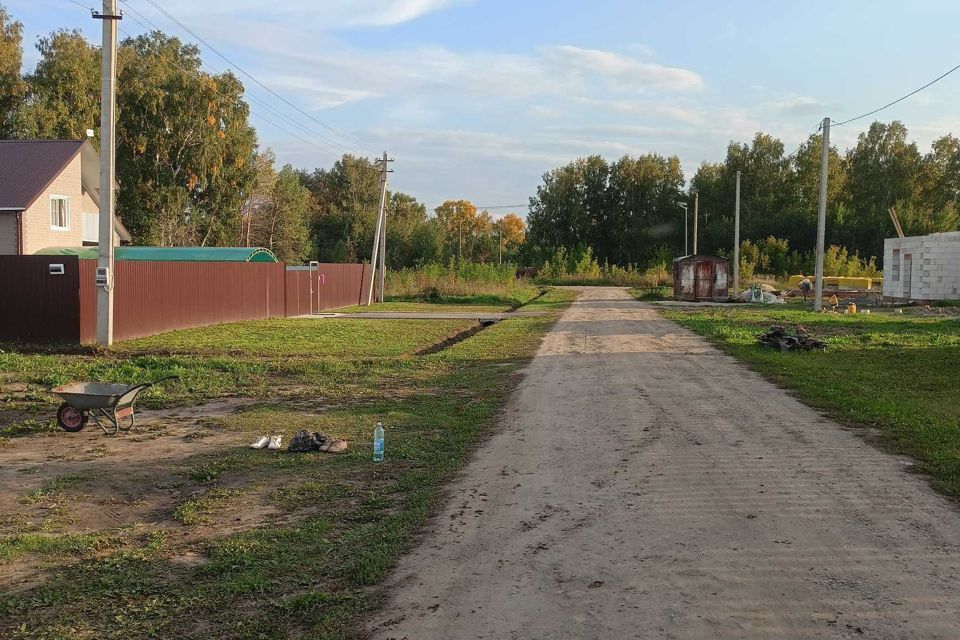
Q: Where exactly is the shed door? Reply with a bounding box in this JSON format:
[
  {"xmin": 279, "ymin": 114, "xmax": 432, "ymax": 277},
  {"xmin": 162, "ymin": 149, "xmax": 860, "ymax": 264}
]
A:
[{"xmin": 695, "ymin": 261, "xmax": 713, "ymax": 300}]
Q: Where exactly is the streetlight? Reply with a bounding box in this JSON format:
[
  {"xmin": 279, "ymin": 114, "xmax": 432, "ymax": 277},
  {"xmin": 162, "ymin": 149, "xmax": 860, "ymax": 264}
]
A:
[{"xmin": 678, "ymin": 202, "xmax": 689, "ymax": 256}]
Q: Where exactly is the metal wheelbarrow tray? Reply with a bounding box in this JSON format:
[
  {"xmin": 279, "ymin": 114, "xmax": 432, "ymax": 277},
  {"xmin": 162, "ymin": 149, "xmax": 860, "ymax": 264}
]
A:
[{"xmin": 51, "ymin": 376, "xmax": 177, "ymax": 435}]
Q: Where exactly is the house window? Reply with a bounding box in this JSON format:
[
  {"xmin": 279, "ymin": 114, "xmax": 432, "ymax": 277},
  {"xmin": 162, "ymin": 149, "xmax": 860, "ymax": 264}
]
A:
[
  {"xmin": 891, "ymin": 249, "xmax": 900, "ymax": 282},
  {"xmin": 50, "ymin": 196, "xmax": 70, "ymax": 231}
]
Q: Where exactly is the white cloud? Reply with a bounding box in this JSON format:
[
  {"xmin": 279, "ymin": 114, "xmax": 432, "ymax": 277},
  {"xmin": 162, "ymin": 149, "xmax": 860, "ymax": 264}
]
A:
[
  {"xmin": 542, "ymin": 45, "xmax": 704, "ymax": 93},
  {"xmin": 768, "ymin": 94, "xmax": 826, "ymax": 116}
]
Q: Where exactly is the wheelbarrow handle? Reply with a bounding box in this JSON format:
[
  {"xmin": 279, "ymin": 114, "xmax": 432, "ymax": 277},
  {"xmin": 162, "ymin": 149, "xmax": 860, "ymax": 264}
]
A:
[{"xmin": 122, "ymin": 375, "xmax": 179, "ymax": 397}]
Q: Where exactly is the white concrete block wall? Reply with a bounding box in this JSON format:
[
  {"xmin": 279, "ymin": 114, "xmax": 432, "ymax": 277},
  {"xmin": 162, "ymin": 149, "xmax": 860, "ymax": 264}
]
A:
[{"xmin": 885, "ymin": 231, "xmax": 960, "ymax": 301}]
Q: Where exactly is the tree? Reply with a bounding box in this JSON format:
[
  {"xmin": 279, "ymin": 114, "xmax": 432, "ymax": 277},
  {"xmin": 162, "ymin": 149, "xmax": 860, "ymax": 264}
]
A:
[
  {"xmin": 844, "ymin": 121, "xmax": 922, "ymax": 258},
  {"xmin": 240, "ymin": 149, "xmax": 278, "ymax": 247},
  {"xmin": 526, "ymin": 154, "xmax": 684, "ymax": 267},
  {"xmin": 0, "ymin": 4, "xmax": 25, "ymax": 137},
  {"xmin": 302, "ymin": 154, "xmax": 381, "ymax": 262},
  {"xmin": 434, "ymin": 200, "xmax": 494, "ymax": 260},
  {"xmin": 248, "ymin": 165, "xmax": 310, "ymax": 263},
  {"xmin": 16, "ymin": 30, "xmax": 100, "ymax": 142},
  {"xmin": 116, "ymin": 32, "xmax": 257, "ymax": 245}
]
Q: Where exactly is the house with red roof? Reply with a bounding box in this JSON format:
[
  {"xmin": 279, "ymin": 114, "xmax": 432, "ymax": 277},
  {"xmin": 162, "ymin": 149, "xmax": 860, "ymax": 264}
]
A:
[{"xmin": 0, "ymin": 140, "xmax": 131, "ymax": 255}]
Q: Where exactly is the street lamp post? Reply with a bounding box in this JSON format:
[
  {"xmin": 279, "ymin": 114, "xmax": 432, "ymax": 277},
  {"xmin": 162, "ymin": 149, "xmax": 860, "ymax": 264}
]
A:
[{"xmin": 679, "ymin": 203, "xmax": 689, "ymax": 256}]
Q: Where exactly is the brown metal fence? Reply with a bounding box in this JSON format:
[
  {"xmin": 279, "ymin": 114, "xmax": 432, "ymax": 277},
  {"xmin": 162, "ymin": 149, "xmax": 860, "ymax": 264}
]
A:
[
  {"xmin": 0, "ymin": 256, "xmax": 81, "ymax": 343},
  {"xmin": 79, "ymin": 261, "xmax": 288, "ymax": 342},
  {"xmin": 2, "ymin": 257, "xmax": 371, "ymax": 344},
  {"xmin": 285, "ymin": 263, "xmax": 371, "ymax": 317}
]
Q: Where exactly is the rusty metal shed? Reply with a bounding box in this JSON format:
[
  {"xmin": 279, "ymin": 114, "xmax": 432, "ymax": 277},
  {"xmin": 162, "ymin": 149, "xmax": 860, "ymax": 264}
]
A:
[{"xmin": 673, "ymin": 255, "xmax": 729, "ymax": 302}]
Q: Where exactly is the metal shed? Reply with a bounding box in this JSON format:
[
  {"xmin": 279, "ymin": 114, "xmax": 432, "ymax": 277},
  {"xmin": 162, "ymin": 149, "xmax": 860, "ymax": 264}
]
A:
[{"xmin": 672, "ymin": 255, "xmax": 729, "ymax": 302}]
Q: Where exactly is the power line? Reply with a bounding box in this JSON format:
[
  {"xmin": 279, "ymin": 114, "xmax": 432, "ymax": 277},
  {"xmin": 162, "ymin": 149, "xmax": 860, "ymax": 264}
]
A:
[
  {"xmin": 129, "ymin": 0, "xmax": 375, "ymax": 156},
  {"xmin": 118, "ymin": 1, "xmax": 350, "ymax": 157},
  {"xmin": 476, "ymin": 204, "xmax": 528, "ymax": 210},
  {"xmin": 833, "ymin": 62, "xmax": 960, "ymax": 127},
  {"xmin": 112, "ymin": 25, "xmax": 347, "ymax": 158}
]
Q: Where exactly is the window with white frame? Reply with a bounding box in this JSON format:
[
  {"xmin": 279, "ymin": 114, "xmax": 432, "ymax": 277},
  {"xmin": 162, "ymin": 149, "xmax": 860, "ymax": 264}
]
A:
[
  {"xmin": 50, "ymin": 195, "xmax": 70, "ymax": 231},
  {"xmin": 891, "ymin": 249, "xmax": 901, "ymax": 282}
]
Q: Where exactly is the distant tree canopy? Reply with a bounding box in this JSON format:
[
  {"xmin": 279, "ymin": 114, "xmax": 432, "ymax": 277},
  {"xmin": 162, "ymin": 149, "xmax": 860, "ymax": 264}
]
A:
[
  {"xmin": 525, "ymin": 154, "xmax": 684, "ymax": 268},
  {"xmin": 526, "ymin": 123, "xmax": 960, "ymax": 270}
]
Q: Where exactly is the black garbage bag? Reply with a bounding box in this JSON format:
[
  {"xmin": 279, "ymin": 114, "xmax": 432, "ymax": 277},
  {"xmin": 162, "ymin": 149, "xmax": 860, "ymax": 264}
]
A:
[{"xmin": 287, "ymin": 429, "xmax": 327, "ymax": 452}]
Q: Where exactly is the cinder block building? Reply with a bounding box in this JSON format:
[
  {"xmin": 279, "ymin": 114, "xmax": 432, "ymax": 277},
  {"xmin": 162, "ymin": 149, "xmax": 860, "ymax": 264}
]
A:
[{"xmin": 883, "ymin": 231, "xmax": 960, "ymax": 302}]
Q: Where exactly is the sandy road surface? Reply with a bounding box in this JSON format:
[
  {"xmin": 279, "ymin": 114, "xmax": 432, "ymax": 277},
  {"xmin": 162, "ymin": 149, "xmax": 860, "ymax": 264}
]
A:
[{"xmin": 369, "ymin": 287, "xmax": 960, "ymax": 639}]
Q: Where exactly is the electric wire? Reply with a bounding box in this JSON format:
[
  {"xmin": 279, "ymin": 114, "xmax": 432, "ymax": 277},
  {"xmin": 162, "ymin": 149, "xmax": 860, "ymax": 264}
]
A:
[
  {"xmin": 832, "ymin": 63, "xmax": 960, "ymax": 127},
  {"xmin": 130, "ymin": 0, "xmax": 376, "ymax": 156},
  {"xmin": 112, "ymin": 22, "xmax": 349, "ymax": 158},
  {"xmin": 118, "ymin": 5, "xmax": 346, "ymax": 156}
]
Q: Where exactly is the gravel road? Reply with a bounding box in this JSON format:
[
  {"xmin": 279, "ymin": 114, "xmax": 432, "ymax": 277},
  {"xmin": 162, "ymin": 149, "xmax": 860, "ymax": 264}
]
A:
[{"xmin": 369, "ymin": 287, "xmax": 960, "ymax": 639}]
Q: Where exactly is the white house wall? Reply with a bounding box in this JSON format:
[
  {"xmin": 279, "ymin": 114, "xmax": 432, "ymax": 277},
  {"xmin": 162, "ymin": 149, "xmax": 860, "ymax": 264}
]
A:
[{"xmin": 884, "ymin": 231, "xmax": 960, "ymax": 301}]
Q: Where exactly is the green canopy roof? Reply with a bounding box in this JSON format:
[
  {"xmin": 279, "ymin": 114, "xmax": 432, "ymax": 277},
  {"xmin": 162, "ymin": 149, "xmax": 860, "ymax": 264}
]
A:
[{"xmin": 35, "ymin": 246, "xmax": 279, "ymax": 263}]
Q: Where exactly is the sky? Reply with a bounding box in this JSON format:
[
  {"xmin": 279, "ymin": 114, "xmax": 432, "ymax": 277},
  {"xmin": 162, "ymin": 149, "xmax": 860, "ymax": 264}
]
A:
[{"xmin": 6, "ymin": 0, "xmax": 960, "ymax": 216}]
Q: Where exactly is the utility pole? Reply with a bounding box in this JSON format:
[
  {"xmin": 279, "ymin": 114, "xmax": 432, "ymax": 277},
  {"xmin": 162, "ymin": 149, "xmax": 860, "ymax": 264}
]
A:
[
  {"xmin": 366, "ymin": 151, "xmax": 392, "ymax": 305},
  {"xmin": 94, "ymin": 1, "xmax": 120, "ymax": 347},
  {"xmin": 376, "ymin": 152, "xmax": 392, "ymax": 303},
  {"xmin": 733, "ymin": 170, "xmax": 741, "ymax": 297},
  {"xmin": 458, "ymin": 220, "xmax": 463, "ymax": 259},
  {"xmin": 498, "ymin": 227, "xmax": 502, "ymax": 265},
  {"xmin": 692, "ymin": 192, "xmax": 699, "ymax": 255},
  {"xmin": 679, "ymin": 203, "xmax": 688, "ymax": 256},
  {"xmin": 813, "ymin": 117, "xmax": 831, "ymax": 310}
]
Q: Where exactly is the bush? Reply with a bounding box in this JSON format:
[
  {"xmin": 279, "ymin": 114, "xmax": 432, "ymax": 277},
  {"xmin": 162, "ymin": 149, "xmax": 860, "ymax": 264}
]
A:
[
  {"xmin": 532, "ymin": 249, "xmax": 671, "ymax": 287},
  {"xmin": 386, "ymin": 260, "xmax": 528, "ymax": 300}
]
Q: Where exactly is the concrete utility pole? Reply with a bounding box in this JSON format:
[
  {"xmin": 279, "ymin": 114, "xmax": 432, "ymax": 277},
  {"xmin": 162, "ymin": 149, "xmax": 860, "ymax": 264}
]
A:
[
  {"xmin": 459, "ymin": 220, "xmax": 463, "ymax": 258},
  {"xmin": 498, "ymin": 227, "xmax": 502, "ymax": 265},
  {"xmin": 95, "ymin": 1, "xmax": 120, "ymax": 347},
  {"xmin": 679, "ymin": 203, "xmax": 688, "ymax": 256},
  {"xmin": 733, "ymin": 170, "xmax": 742, "ymax": 297},
  {"xmin": 692, "ymin": 192, "xmax": 699, "ymax": 255},
  {"xmin": 376, "ymin": 152, "xmax": 392, "ymax": 303},
  {"xmin": 366, "ymin": 152, "xmax": 392, "ymax": 305},
  {"xmin": 813, "ymin": 117, "xmax": 831, "ymax": 310}
]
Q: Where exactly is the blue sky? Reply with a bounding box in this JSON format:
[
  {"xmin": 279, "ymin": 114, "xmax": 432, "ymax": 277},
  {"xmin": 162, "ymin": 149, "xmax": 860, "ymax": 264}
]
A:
[{"xmin": 7, "ymin": 0, "xmax": 960, "ymax": 215}]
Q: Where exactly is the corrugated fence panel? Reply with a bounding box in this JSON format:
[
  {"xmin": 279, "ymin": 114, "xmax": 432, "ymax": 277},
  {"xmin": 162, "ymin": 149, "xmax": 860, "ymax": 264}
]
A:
[
  {"xmin": 79, "ymin": 259, "xmax": 97, "ymax": 343},
  {"xmin": 102, "ymin": 261, "xmax": 287, "ymax": 342},
  {"xmin": 0, "ymin": 256, "xmax": 80, "ymax": 343}
]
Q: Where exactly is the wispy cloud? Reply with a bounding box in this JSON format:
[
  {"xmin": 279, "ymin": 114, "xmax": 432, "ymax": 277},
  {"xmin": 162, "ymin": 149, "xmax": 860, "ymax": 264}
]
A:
[{"xmin": 151, "ymin": 0, "xmax": 469, "ymax": 28}]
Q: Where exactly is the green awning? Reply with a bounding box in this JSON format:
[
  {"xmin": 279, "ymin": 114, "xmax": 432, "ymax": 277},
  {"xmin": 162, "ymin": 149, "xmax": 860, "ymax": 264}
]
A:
[{"xmin": 34, "ymin": 246, "xmax": 279, "ymax": 263}]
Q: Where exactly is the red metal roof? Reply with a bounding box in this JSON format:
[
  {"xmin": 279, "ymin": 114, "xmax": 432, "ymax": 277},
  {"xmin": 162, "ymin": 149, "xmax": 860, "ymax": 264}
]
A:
[{"xmin": 0, "ymin": 140, "xmax": 86, "ymax": 210}]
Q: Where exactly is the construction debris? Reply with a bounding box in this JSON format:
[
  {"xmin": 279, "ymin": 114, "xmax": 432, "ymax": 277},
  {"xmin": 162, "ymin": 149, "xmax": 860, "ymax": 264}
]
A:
[{"xmin": 757, "ymin": 325, "xmax": 825, "ymax": 352}]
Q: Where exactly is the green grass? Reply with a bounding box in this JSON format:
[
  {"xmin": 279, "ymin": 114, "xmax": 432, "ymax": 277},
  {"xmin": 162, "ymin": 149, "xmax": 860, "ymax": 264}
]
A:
[
  {"xmin": 116, "ymin": 318, "xmax": 473, "ymax": 357},
  {"xmin": 0, "ymin": 289, "xmax": 575, "ymax": 639},
  {"xmin": 337, "ymin": 301, "xmax": 509, "ymax": 314},
  {"xmin": 663, "ymin": 306, "xmax": 960, "ymax": 496}
]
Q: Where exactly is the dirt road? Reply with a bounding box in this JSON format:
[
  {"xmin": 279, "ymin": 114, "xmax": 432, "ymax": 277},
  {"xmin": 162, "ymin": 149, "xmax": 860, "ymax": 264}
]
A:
[{"xmin": 369, "ymin": 287, "xmax": 960, "ymax": 639}]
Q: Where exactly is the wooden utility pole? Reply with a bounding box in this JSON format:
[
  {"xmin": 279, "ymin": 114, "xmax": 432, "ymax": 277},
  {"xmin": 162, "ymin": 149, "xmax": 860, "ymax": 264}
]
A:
[
  {"xmin": 733, "ymin": 170, "xmax": 741, "ymax": 297},
  {"xmin": 95, "ymin": 1, "xmax": 120, "ymax": 346},
  {"xmin": 813, "ymin": 117, "xmax": 830, "ymax": 311}
]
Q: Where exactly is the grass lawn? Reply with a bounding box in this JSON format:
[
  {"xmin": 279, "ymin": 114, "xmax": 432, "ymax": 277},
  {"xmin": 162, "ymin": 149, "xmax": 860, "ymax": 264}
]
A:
[
  {"xmin": 0, "ymin": 289, "xmax": 573, "ymax": 639},
  {"xmin": 337, "ymin": 285, "xmax": 547, "ymax": 315},
  {"xmin": 660, "ymin": 305, "xmax": 960, "ymax": 497}
]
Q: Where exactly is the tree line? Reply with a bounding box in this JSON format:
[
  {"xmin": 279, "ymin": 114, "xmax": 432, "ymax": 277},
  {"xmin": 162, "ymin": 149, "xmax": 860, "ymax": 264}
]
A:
[
  {"xmin": 0, "ymin": 5, "xmax": 525, "ymax": 265},
  {"xmin": 525, "ymin": 122, "xmax": 960, "ymax": 272}
]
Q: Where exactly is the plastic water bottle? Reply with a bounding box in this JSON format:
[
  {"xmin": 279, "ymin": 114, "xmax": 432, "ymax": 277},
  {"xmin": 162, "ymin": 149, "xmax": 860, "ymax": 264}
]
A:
[{"xmin": 373, "ymin": 421, "xmax": 385, "ymax": 463}]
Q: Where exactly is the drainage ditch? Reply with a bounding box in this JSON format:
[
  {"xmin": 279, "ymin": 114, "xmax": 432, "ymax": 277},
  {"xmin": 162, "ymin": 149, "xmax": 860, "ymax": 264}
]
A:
[{"xmin": 415, "ymin": 319, "xmax": 499, "ymax": 356}]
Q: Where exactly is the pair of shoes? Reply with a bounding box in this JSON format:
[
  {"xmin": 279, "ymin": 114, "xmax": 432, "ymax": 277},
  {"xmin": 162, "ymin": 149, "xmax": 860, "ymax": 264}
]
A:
[
  {"xmin": 319, "ymin": 437, "xmax": 348, "ymax": 454},
  {"xmin": 249, "ymin": 435, "xmax": 283, "ymax": 450}
]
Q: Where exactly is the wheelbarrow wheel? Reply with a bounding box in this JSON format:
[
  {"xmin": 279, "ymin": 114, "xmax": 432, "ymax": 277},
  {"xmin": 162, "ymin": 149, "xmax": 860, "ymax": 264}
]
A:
[{"xmin": 56, "ymin": 403, "xmax": 88, "ymax": 432}]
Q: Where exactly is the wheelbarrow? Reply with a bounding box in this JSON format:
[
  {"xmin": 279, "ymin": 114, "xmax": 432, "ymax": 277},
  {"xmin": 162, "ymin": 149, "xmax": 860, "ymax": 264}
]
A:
[{"xmin": 51, "ymin": 376, "xmax": 178, "ymax": 435}]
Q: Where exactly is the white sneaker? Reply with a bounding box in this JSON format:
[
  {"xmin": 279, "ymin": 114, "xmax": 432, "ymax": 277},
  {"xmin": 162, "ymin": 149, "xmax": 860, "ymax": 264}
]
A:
[
  {"xmin": 268, "ymin": 435, "xmax": 283, "ymax": 450},
  {"xmin": 249, "ymin": 435, "xmax": 269, "ymax": 449}
]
